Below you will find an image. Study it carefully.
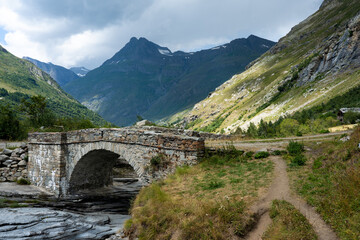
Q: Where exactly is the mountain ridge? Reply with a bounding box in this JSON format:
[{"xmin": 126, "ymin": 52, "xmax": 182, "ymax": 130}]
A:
[
  {"xmin": 182, "ymin": 0, "xmax": 360, "ymax": 133},
  {"xmin": 0, "ymin": 45, "xmax": 106, "ymax": 125},
  {"xmin": 65, "ymin": 35, "xmax": 276, "ymax": 126},
  {"xmin": 23, "ymin": 57, "xmax": 80, "ymax": 87}
]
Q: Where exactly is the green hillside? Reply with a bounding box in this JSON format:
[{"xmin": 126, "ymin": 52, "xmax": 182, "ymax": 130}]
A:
[
  {"xmin": 0, "ymin": 45, "xmax": 106, "ymax": 126},
  {"xmin": 184, "ymin": 0, "xmax": 360, "ymax": 133}
]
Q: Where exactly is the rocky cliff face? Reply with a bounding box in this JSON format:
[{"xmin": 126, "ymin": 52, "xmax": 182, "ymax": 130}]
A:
[
  {"xmin": 23, "ymin": 57, "xmax": 80, "ymax": 87},
  {"xmin": 184, "ymin": 0, "xmax": 360, "ymax": 133}
]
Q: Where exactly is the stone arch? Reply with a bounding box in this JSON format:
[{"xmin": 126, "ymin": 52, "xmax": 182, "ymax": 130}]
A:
[{"xmin": 67, "ymin": 142, "xmax": 145, "ymax": 194}]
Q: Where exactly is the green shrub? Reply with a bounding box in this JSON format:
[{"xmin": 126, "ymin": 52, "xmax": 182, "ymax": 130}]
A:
[
  {"xmin": 16, "ymin": 178, "xmax": 30, "ymax": 185},
  {"xmin": 150, "ymin": 154, "xmax": 168, "ymax": 170},
  {"xmin": 254, "ymin": 151, "xmax": 270, "ymax": 159},
  {"xmin": 272, "ymin": 150, "xmax": 287, "ymax": 156},
  {"xmin": 287, "ymin": 141, "xmax": 305, "ymax": 156},
  {"xmin": 291, "ymin": 154, "xmax": 307, "ymax": 166},
  {"xmin": 245, "ymin": 151, "xmax": 254, "ymax": 159},
  {"xmin": 280, "ymin": 119, "xmax": 300, "ymax": 136}
]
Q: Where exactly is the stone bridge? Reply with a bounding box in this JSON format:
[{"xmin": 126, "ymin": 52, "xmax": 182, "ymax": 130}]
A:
[{"xmin": 28, "ymin": 127, "xmax": 205, "ymax": 197}]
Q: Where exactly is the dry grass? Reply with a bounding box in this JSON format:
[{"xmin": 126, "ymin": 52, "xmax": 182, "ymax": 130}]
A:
[
  {"xmin": 125, "ymin": 148, "xmax": 274, "ymax": 240},
  {"xmin": 328, "ymin": 124, "xmax": 357, "ymax": 133}
]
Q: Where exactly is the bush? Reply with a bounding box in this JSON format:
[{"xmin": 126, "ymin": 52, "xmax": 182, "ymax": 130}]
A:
[
  {"xmin": 16, "ymin": 178, "xmax": 30, "ymax": 185},
  {"xmin": 245, "ymin": 151, "xmax": 254, "ymax": 159},
  {"xmin": 287, "ymin": 141, "xmax": 304, "ymax": 156},
  {"xmin": 150, "ymin": 154, "xmax": 168, "ymax": 170},
  {"xmin": 280, "ymin": 119, "xmax": 300, "ymax": 136},
  {"xmin": 254, "ymin": 151, "xmax": 270, "ymax": 159},
  {"xmin": 272, "ymin": 150, "xmax": 287, "ymax": 156},
  {"xmin": 290, "ymin": 154, "xmax": 307, "ymax": 166}
]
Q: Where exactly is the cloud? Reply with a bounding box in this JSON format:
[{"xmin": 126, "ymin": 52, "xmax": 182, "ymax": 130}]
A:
[{"xmin": 0, "ymin": 0, "xmax": 322, "ymax": 69}]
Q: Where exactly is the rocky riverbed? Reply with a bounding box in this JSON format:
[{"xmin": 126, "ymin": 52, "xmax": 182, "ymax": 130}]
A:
[
  {"xmin": 0, "ymin": 180, "xmax": 142, "ymax": 240},
  {"xmin": 0, "ymin": 208, "xmax": 129, "ymax": 240}
]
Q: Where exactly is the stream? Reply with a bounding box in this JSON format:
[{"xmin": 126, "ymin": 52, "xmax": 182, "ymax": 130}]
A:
[{"xmin": 0, "ymin": 179, "xmax": 142, "ymax": 240}]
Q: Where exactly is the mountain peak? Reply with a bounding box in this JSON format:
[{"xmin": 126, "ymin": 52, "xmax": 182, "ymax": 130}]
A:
[{"xmin": 104, "ymin": 37, "xmax": 172, "ymax": 65}]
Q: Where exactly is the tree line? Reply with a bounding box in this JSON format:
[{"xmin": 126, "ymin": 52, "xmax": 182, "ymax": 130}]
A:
[{"xmin": 0, "ymin": 95, "xmax": 101, "ymax": 140}]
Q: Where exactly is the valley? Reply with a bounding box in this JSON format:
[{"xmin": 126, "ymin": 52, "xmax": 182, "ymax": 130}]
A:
[{"xmin": 0, "ymin": 0, "xmax": 359, "ymax": 239}]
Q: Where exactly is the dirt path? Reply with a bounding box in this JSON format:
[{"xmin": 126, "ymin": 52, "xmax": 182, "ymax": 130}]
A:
[{"xmin": 245, "ymin": 156, "xmax": 338, "ymax": 240}]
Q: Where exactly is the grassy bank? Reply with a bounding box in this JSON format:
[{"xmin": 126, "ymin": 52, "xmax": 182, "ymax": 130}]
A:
[
  {"xmin": 125, "ymin": 148, "xmax": 274, "ymax": 240},
  {"xmin": 263, "ymin": 200, "xmax": 317, "ymax": 240},
  {"xmin": 288, "ymin": 128, "xmax": 360, "ymax": 239}
]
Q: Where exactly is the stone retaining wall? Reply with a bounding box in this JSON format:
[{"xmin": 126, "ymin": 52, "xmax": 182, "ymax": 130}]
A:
[{"xmin": 0, "ymin": 144, "xmax": 28, "ymax": 182}]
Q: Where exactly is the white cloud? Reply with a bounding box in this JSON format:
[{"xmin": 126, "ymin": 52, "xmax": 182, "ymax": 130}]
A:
[{"xmin": 0, "ymin": 0, "xmax": 323, "ymax": 69}]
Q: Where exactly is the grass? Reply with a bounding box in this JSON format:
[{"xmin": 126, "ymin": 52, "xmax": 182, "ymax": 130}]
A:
[
  {"xmin": 263, "ymin": 200, "xmax": 317, "ymax": 240},
  {"xmin": 0, "ymin": 198, "xmax": 28, "ymax": 208},
  {"xmin": 288, "ymin": 127, "xmax": 360, "ymax": 239},
  {"xmin": 125, "ymin": 147, "xmax": 274, "ymax": 240}
]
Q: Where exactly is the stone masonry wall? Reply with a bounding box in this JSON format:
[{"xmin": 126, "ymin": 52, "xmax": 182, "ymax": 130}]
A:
[{"xmin": 0, "ymin": 144, "xmax": 28, "ymax": 182}]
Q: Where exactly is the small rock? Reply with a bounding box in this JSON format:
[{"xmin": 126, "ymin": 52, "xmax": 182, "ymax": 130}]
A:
[
  {"xmin": 10, "ymin": 157, "xmax": 22, "ymax": 162},
  {"xmin": 11, "ymin": 164, "xmax": 18, "ymax": 168},
  {"xmin": 18, "ymin": 160, "xmax": 27, "ymax": 167},
  {"xmin": 3, "ymin": 160, "xmax": 13, "ymax": 166},
  {"xmin": 20, "ymin": 143, "xmax": 27, "ymax": 149},
  {"xmin": 136, "ymin": 119, "xmax": 153, "ymax": 127},
  {"xmin": 340, "ymin": 136, "xmax": 350, "ymax": 142},
  {"xmin": 7, "ymin": 176, "xmax": 16, "ymax": 181},
  {"xmin": 20, "ymin": 154, "xmax": 27, "ymax": 160},
  {"xmin": 11, "ymin": 151, "xmax": 18, "ymax": 157},
  {"xmin": 3, "ymin": 149, "xmax": 12, "ymax": 156},
  {"xmin": 0, "ymin": 155, "xmax": 9, "ymax": 162}
]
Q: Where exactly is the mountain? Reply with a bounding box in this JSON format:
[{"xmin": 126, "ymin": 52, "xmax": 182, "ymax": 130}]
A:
[
  {"xmin": 70, "ymin": 67, "xmax": 90, "ymax": 77},
  {"xmin": 64, "ymin": 35, "xmax": 275, "ymax": 126},
  {"xmin": 0, "ymin": 46, "xmax": 106, "ymax": 125},
  {"xmin": 23, "ymin": 57, "xmax": 80, "ymax": 87},
  {"xmin": 183, "ymin": 0, "xmax": 360, "ymax": 133}
]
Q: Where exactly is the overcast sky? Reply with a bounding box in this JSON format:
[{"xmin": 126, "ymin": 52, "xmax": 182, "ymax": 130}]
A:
[{"xmin": 0, "ymin": 0, "xmax": 323, "ymax": 69}]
